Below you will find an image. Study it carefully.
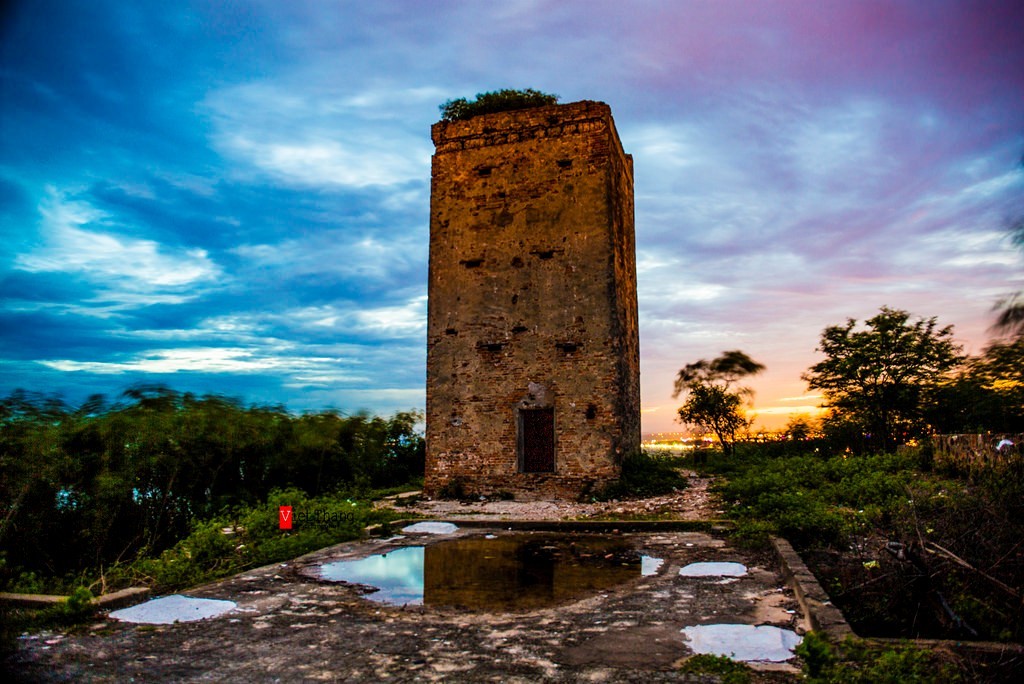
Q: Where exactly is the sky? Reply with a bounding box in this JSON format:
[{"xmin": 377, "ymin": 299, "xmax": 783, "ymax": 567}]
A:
[{"xmin": 1, "ymin": 0, "xmax": 1022, "ymax": 435}]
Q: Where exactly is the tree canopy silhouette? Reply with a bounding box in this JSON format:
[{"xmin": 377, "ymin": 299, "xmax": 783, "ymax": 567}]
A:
[
  {"xmin": 673, "ymin": 350, "xmax": 764, "ymax": 455},
  {"xmin": 802, "ymin": 307, "xmax": 963, "ymax": 452}
]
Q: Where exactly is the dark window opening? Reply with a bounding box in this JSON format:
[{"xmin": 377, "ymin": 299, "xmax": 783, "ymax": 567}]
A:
[
  {"xmin": 476, "ymin": 341, "xmax": 505, "ymax": 353},
  {"xmin": 519, "ymin": 408, "xmax": 555, "ymax": 473},
  {"xmin": 460, "ymin": 258, "xmax": 484, "ymax": 268},
  {"xmin": 512, "ymin": 325, "xmax": 527, "ymax": 333},
  {"xmin": 511, "ymin": 294, "xmax": 519, "ymax": 305},
  {"xmin": 556, "ymin": 342, "xmax": 580, "ymax": 353},
  {"xmin": 477, "ymin": 166, "xmax": 493, "ymax": 176},
  {"xmin": 557, "ymin": 158, "xmax": 573, "ymax": 169},
  {"xmin": 533, "ymin": 250, "xmax": 555, "ymax": 259},
  {"xmin": 585, "ymin": 404, "xmax": 597, "ymax": 420},
  {"xmin": 445, "ymin": 328, "xmax": 458, "ymax": 336}
]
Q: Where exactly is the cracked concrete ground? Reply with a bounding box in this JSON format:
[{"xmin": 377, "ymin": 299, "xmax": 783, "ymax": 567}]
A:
[{"xmin": 8, "ymin": 526, "xmax": 806, "ymax": 682}]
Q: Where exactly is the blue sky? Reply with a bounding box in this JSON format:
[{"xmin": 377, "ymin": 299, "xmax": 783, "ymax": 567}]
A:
[{"xmin": 2, "ymin": 0, "xmax": 1022, "ymax": 433}]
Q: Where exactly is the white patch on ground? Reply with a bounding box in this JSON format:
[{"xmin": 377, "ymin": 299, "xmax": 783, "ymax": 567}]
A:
[
  {"xmin": 679, "ymin": 561, "xmax": 747, "ymax": 577},
  {"xmin": 641, "ymin": 555, "xmax": 664, "ymax": 576},
  {"xmin": 108, "ymin": 595, "xmax": 237, "ymax": 624},
  {"xmin": 401, "ymin": 522, "xmax": 458, "ymax": 535},
  {"xmin": 682, "ymin": 623, "xmax": 802, "ymax": 662}
]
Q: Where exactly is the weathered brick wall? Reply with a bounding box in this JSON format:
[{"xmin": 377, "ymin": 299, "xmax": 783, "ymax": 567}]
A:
[{"xmin": 425, "ymin": 101, "xmax": 640, "ymax": 499}]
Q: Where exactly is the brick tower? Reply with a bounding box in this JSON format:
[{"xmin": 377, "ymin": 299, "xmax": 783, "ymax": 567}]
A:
[{"xmin": 425, "ymin": 100, "xmax": 639, "ymax": 499}]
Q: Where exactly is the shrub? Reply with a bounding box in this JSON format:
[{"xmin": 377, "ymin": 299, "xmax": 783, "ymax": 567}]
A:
[
  {"xmin": 106, "ymin": 487, "xmax": 406, "ymax": 595},
  {"xmin": 594, "ymin": 451, "xmax": 688, "ymax": 500},
  {"xmin": 796, "ymin": 633, "xmax": 961, "ymax": 683},
  {"xmin": 439, "ymin": 89, "xmax": 559, "ymax": 121},
  {"xmin": 678, "ymin": 653, "xmax": 751, "ymax": 683}
]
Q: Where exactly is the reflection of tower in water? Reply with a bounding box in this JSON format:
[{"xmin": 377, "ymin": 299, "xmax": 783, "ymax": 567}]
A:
[{"xmin": 422, "ymin": 535, "xmax": 637, "ymax": 611}]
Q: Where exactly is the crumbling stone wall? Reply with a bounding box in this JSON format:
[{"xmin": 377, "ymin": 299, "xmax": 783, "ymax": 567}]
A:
[{"xmin": 425, "ymin": 101, "xmax": 640, "ymax": 499}]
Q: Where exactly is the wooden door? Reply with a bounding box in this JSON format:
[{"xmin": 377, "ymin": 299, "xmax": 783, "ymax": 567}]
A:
[{"xmin": 519, "ymin": 408, "xmax": 555, "ymax": 473}]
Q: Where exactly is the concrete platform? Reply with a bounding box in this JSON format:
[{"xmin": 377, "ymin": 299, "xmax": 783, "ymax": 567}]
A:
[{"xmin": 8, "ymin": 526, "xmax": 807, "ymax": 682}]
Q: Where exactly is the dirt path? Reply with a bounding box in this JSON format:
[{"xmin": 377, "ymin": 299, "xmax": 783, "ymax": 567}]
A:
[{"xmin": 378, "ymin": 472, "xmax": 722, "ymax": 521}]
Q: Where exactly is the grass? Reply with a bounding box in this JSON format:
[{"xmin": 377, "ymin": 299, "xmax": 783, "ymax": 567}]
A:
[
  {"xmin": 2, "ymin": 484, "xmax": 418, "ymax": 654},
  {"xmin": 796, "ymin": 632, "xmax": 962, "ymax": 683},
  {"xmin": 691, "ymin": 442, "xmax": 1024, "ymax": 646}
]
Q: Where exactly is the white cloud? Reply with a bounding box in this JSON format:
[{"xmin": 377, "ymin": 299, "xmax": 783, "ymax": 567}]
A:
[
  {"xmin": 38, "ymin": 346, "xmax": 368, "ymax": 383},
  {"xmin": 204, "ymin": 82, "xmax": 433, "ymax": 189},
  {"xmin": 15, "ymin": 190, "xmax": 221, "ymax": 299},
  {"xmin": 232, "ymin": 231, "xmax": 425, "ymax": 282},
  {"xmin": 286, "ymin": 295, "xmax": 428, "ymax": 339},
  {"xmin": 222, "ymin": 134, "xmax": 426, "ymax": 188}
]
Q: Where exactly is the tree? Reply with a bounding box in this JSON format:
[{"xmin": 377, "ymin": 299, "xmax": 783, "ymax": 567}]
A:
[
  {"xmin": 673, "ymin": 350, "xmax": 765, "ymax": 455},
  {"xmin": 802, "ymin": 307, "xmax": 964, "ymax": 452},
  {"xmin": 993, "ymin": 217, "xmax": 1024, "ymax": 337},
  {"xmin": 926, "ymin": 335, "xmax": 1024, "ymax": 433},
  {"xmin": 783, "ymin": 415, "xmax": 817, "ymax": 441}
]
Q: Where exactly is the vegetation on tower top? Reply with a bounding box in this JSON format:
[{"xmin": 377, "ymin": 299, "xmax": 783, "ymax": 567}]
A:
[{"xmin": 439, "ymin": 88, "xmax": 559, "ymax": 121}]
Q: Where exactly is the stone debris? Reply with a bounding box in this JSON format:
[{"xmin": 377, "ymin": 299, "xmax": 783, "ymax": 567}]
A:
[{"xmin": 386, "ymin": 475, "xmax": 716, "ymax": 522}]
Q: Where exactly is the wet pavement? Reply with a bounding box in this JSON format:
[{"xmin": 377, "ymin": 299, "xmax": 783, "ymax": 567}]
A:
[{"xmin": 9, "ymin": 525, "xmax": 806, "ymax": 682}]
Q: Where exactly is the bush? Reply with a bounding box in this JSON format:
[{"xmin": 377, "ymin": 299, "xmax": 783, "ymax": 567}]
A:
[
  {"xmin": 678, "ymin": 653, "xmax": 751, "ymax": 683},
  {"xmin": 128, "ymin": 487, "xmax": 406, "ymax": 594},
  {"xmin": 594, "ymin": 451, "xmax": 688, "ymax": 501},
  {"xmin": 439, "ymin": 89, "xmax": 559, "ymax": 121},
  {"xmin": 0, "ymin": 388, "xmax": 424, "ymax": 593},
  {"xmin": 710, "ymin": 443, "xmax": 1024, "ymax": 643},
  {"xmin": 796, "ymin": 632, "xmax": 961, "ymax": 683}
]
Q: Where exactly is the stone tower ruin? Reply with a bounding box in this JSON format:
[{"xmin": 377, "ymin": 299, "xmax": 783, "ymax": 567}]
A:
[{"xmin": 425, "ymin": 100, "xmax": 640, "ymax": 499}]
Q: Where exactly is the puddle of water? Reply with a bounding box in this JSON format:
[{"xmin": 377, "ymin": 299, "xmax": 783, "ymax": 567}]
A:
[
  {"xmin": 321, "ymin": 534, "xmax": 639, "ymax": 611},
  {"xmin": 108, "ymin": 595, "xmax": 237, "ymax": 624},
  {"xmin": 679, "ymin": 561, "xmax": 747, "ymax": 577},
  {"xmin": 401, "ymin": 522, "xmax": 458, "ymax": 535},
  {"xmin": 682, "ymin": 623, "xmax": 802, "ymax": 662},
  {"xmin": 641, "ymin": 555, "xmax": 664, "ymax": 576},
  {"xmin": 321, "ymin": 546, "xmax": 425, "ymax": 605}
]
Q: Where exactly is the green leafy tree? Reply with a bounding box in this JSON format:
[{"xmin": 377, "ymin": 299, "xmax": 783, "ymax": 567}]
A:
[
  {"xmin": 673, "ymin": 350, "xmax": 765, "ymax": 455},
  {"xmin": 993, "ymin": 216, "xmax": 1024, "ymax": 337},
  {"xmin": 439, "ymin": 88, "xmax": 558, "ymax": 121},
  {"xmin": 926, "ymin": 335, "xmax": 1024, "ymax": 433},
  {"xmin": 0, "ymin": 385, "xmax": 425, "ymax": 591},
  {"xmin": 802, "ymin": 307, "xmax": 964, "ymax": 452}
]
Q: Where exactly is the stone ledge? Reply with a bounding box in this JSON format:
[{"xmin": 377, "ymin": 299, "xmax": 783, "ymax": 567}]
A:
[
  {"xmin": 770, "ymin": 536, "xmax": 854, "ymax": 640},
  {"xmin": 0, "ymin": 586, "xmax": 150, "ymax": 610},
  {"xmin": 771, "ymin": 537, "xmax": 1024, "ymax": 658},
  {"xmin": 368, "ymin": 518, "xmax": 733, "ymax": 535}
]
